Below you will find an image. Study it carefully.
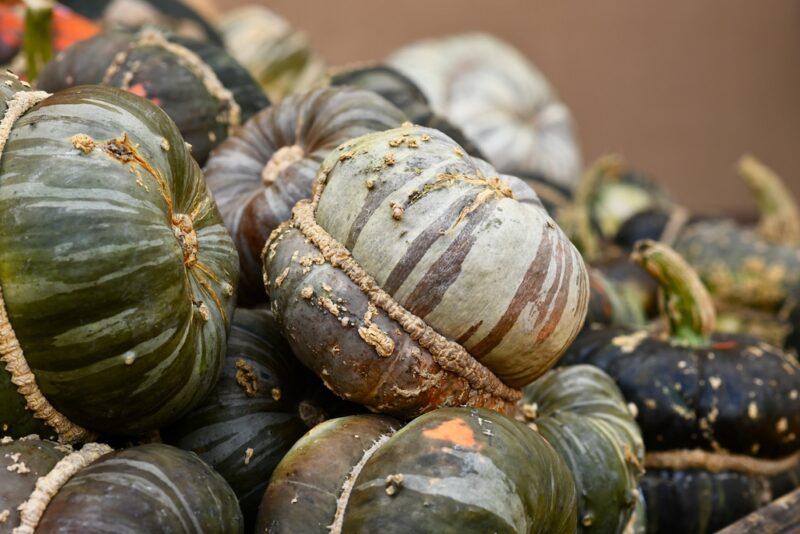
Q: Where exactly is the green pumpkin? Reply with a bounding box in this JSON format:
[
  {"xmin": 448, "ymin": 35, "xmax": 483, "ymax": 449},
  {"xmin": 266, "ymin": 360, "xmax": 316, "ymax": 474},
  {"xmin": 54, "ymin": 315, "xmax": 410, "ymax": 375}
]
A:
[
  {"xmin": 263, "ymin": 124, "xmax": 588, "ymax": 418},
  {"xmin": 162, "ymin": 307, "xmax": 358, "ymax": 527},
  {"xmin": 0, "ymin": 438, "xmax": 242, "ymax": 533},
  {"xmin": 561, "ymin": 241, "xmax": 800, "ymax": 533},
  {"xmin": 38, "ymin": 28, "xmax": 269, "ymax": 165},
  {"xmin": 0, "ymin": 71, "xmax": 237, "ymax": 441}
]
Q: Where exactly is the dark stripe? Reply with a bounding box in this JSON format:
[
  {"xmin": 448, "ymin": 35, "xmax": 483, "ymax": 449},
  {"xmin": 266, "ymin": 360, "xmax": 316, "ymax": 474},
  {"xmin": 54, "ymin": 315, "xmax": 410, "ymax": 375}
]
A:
[
  {"xmin": 344, "ymin": 185, "xmax": 396, "ymax": 250},
  {"xmin": 456, "ymin": 320, "xmax": 483, "ymax": 345},
  {"xmin": 401, "ymin": 200, "xmax": 493, "ymax": 318},
  {"xmin": 382, "ymin": 191, "xmax": 479, "ymax": 294},
  {"xmin": 470, "ymin": 227, "xmax": 555, "ymax": 358},
  {"xmin": 534, "ymin": 236, "xmax": 571, "ymax": 343}
]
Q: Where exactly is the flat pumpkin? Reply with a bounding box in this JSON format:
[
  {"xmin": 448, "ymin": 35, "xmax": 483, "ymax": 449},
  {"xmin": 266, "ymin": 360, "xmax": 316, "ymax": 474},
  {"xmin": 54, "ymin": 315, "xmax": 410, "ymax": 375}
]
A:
[
  {"xmin": 0, "ymin": 71, "xmax": 237, "ymax": 442},
  {"xmin": 263, "ymin": 124, "xmax": 588, "ymax": 417},
  {"xmin": 38, "ymin": 28, "xmax": 268, "ymax": 164},
  {"xmin": 204, "ymin": 86, "xmax": 406, "ymax": 304}
]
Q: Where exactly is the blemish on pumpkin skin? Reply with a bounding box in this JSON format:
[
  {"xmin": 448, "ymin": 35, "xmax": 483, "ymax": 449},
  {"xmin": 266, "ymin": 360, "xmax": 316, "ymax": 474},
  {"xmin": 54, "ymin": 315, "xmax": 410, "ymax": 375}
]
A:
[{"xmin": 422, "ymin": 418, "xmax": 479, "ymax": 449}]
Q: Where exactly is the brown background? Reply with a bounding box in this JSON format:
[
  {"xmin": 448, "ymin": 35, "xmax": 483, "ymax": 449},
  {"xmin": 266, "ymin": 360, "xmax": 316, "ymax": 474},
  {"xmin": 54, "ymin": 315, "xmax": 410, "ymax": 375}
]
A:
[{"xmin": 212, "ymin": 0, "xmax": 800, "ymax": 215}]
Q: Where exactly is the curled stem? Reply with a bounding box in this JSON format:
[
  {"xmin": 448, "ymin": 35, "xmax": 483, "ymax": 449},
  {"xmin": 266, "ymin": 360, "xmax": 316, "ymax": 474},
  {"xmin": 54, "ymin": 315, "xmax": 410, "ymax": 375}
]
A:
[
  {"xmin": 738, "ymin": 154, "xmax": 800, "ymax": 246},
  {"xmin": 632, "ymin": 240, "xmax": 716, "ymax": 346}
]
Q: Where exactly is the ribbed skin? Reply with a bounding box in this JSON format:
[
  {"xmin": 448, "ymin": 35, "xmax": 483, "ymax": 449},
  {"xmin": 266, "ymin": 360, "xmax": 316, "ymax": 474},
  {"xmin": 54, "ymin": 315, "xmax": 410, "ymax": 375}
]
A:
[
  {"xmin": 205, "ymin": 87, "xmax": 405, "ymax": 304},
  {"xmin": 35, "ymin": 443, "xmax": 243, "ymax": 533},
  {"xmin": 388, "ymin": 33, "xmax": 582, "ymax": 189},
  {"xmin": 0, "ymin": 79, "xmax": 237, "ymax": 436}
]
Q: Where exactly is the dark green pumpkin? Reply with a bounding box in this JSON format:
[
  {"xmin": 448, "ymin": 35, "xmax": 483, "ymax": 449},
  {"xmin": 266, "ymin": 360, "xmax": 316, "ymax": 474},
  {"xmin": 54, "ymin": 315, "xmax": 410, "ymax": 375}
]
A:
[
  {"xmin": 585, "ymin": 267, "xmax": 646, "ymax": 328},
  {"xmin": 162, "ymin": 307, "xmax": 358, "ymax": 527},
  {"xmin": 0, "ymin": 72, "xmax": 237, "ymax": 440},
  {"xmin": 561, "ymin": 241, "xmax": 800, "ymax": 533},
  {"xmin": 38, "ymin": 28, "xmax": 268, "ymax": 165},
  {"xmin": 0, "ymin": 438, "xmax": 242, "ymax": 533},
  {"xmin": 258, "ymin": 364, "xmax": 642, "ymax": 533}
]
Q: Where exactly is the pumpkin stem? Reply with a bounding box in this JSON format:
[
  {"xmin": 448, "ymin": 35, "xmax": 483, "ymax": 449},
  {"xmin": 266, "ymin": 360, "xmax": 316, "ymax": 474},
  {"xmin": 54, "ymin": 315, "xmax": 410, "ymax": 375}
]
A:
[
  {"xmin": 738, "ymin": 154, "xmax": 800, "ymax": 246},
  {"xmin": 23, "ymin": 0, "xmax": 55, "ymax": 81},
  {"xmin": 631, "ymin": 240, "xmax": 716, "ymax": 346}
]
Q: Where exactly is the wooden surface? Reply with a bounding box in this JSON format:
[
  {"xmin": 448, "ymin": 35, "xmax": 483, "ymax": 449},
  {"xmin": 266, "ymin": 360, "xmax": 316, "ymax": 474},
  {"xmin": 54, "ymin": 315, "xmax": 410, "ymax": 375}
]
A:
[
  {"xmin": 212, "ymin": 0, "xmax": 800, "ymax": 214},
  {"xmin": 717, "ymin": 488, "xmax": 800, "ymax": 533}
]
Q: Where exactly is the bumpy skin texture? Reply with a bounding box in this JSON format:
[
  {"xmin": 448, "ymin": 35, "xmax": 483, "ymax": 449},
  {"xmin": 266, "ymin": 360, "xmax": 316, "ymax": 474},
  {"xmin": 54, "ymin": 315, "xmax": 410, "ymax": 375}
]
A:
[
  {"xmin": 38, "ymin": 29, "xmax": 268, "ymax": 164},
  {"xmin": 641, "ymin": 466, "xmax": 800, "ymax": 534},
  {"xmin": 388, "ymin": 33, "xmax": 581, "ymax": 189},
  {"xmin": 675, "ymin": 220, "xmax": 800, "ymax": 310},
  {"xmin": 329, "ymin": 64, "xmax": 485, "ymax": 159},
  {"xmin": 162, "ymin": 308, "xmax": 348, "ymax": 527},
  {"xmin": 205, "ymin": 87, "xmax": 406, "ymax": 304},
  {"xmin": 34, "ymin": 443, "xmax": 243, "ymax": 533},
  {"xmin": 257, "ymin": 414, "xmax": 401, "ymax": 533},
  {"xmin": 261, "ymin": 408, "xmax": 577, "ymax": 534},
  {"xmin": 264, "ymin": 125, "xmax": 588, "ymax": 417},
  {"xmin": 522, "ymin": 365, "xmax": 644, "ymax": 533},
  {"xmin": 0, "ymin": 437, "xmax": 68, "ymax": 531},
  {"xmin": 0, "ymin": 78, "xmax": 238, "ymax": 436}
]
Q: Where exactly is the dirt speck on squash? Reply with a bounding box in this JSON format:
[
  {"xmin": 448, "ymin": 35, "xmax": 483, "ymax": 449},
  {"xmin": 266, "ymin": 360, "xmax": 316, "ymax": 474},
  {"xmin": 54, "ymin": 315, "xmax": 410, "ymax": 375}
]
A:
[{"xmin": 235, "ymin": 359, "xmax": 259, "ymax": 397}]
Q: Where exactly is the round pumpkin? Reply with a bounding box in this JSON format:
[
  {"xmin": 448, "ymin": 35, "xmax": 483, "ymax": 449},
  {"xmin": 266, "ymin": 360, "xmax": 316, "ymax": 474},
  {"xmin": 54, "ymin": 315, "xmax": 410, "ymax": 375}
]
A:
[
  {"xmin": 257, "ymin": 364, "xmax": 643, "ymax": 533},
  {"xmin": 388, "ymin": 33, "xmax": 582, "ymax": 189},
  {"xmin": 586, "ymin": 267, "xmax": 646, "ymax": 329},
  {"xmin": 0, "ymin": 71, "xmax": 237, "ymax": 442},
  {"xmin": 561, "ymin": 240, "xmax": 800, "ymax": 532},
  {"xmin": 204, "ymin": 86, "xmax": 406, "ymax": 304},
  {"xmin": 0, "ymin": 437, "xmax": 242, "ymax": 533},
  {"xmin": 263, "ymin": 124, "xmax": 589, "ymax": 417},
  {"xmin": 162, "ymin": 307, "xmax": 358, "ymax": 527},
  {"xmin": 37, "ymin": 28, "xmax": 268, "ymax": 165},
  {"xmin": 219, "ymin": 5, "xmax": 326, "ymax": 101},
  {"xmin": 328, "ymin": 64, "xmax": 485, "ymax": 159}
]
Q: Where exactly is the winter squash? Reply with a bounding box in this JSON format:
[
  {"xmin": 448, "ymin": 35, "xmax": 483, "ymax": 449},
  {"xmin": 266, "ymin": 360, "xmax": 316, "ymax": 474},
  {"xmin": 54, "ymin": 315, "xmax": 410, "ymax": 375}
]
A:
[
  {"xmin": 204, "ymin": 86, "xmax": 406, "ymax": 304},
  {"xmin": 329, "ymin": 64, "xmax": 485, "ymax": 160},
  {"xmin": 219, "ymin": 5, "xmax": 326, "ymax": 102},
  {"xmin": 388, "ymin": 33, "xmax": 582, "ymax": 190},
  {"xmin": 561, "ymin": 240, "xmax": 800, "ymax": 532},
  {"xmin": 0, "ymin": 437, "xmax": 242, "ymax": 533},
  {"xmin": 162, "ymin": 307, "xmax": 358, "ymax": 526},
  {"xmin": 60, "ymin": 0, "xmax": 222, "ymax": 44},
  {"xmin": 262, "ymin": 124, "xmax": 589, "ymax": 417},
  {"xmin": 585, "ymin": 267, "xmax": 646, "ymax": 329},
  {"xmin": 257, "ymin": 364, "xmax": 643, "ymax": 533},
  {"xmin": 37, "ymin": 28, "xmax": 269, "ymax": 165},
  {"xmin": 0, "ymin": 71, "xmax": 238, "ymax": 442}
]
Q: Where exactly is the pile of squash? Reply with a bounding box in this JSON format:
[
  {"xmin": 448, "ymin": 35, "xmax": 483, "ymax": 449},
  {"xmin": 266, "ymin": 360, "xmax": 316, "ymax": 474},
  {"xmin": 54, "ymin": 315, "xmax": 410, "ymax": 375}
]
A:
[{"xmin": 0, "ymin": 2, "xmax": 797, "ymax": 533}]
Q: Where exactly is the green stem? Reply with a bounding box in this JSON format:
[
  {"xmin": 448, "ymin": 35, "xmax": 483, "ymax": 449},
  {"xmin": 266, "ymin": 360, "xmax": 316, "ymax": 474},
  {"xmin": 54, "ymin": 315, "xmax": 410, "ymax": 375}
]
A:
[
  {"xmin": 738, "ymin": 154, "xmax": 800, "ymax": 246},
  {"xmin": 23, "ymin": 0, "xmax": 55, "ymax": 81},
  {"xmin": 631, "ymin": 240, "xmax": 716, "ymax": 346}
]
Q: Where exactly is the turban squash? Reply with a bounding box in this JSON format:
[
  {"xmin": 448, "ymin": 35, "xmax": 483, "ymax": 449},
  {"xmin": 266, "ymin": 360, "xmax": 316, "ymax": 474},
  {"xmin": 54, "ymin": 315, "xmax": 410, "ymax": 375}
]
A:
[
  {"xmin": 263, "ymin": 124, "xmax": 589, "ymax": 417},
  {"xmin": 0, "ymin": 71, "xmax": 237, "ymax": 443}
]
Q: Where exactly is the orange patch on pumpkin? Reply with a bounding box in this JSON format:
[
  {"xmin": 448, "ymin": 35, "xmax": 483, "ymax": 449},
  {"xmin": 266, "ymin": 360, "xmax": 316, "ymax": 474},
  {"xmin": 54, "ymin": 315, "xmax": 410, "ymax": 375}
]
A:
[{"xmin": 422, "ymin": 418, "xmax": 478, "ymax": 448}]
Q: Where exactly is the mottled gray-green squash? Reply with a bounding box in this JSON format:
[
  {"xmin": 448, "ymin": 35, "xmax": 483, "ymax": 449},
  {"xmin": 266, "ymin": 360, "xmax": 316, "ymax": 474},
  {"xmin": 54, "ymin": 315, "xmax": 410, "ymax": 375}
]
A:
[
  {"xmin": 388, "ymin": 33, "xmax": 582, "ymax": 189},
  {"xmin": 0, "ymin": 438, "xmax": 243, "ymax": 533},
  {"xmin": 263, "ymin": 124, "xmax": 589, "ymax": 418},
  {"xmin": 0, "ymin": 71, "xmax": 237, "ymax": 442}
]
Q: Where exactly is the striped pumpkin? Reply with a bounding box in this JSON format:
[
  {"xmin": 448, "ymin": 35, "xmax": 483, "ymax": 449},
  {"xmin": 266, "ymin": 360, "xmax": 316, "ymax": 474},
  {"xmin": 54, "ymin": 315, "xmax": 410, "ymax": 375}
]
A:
[
  {"xmin": 204, "ymin": 86, "xmax": 406, "ymax": 304},
  {"xmin": 38, "ymin": 28, "xmax": 268, "ymax": 165},
  {"xmin": 263, "ymin": 124, "xmax": 589, "ymax": 417},
  {"xmin": 257, "ymin": 364, "xmax": 643, "ymax": 533},
  {"xmin": 0, "ymin": 71, "xmax": 237, "ymax": 440},
  {"xmin": 162, "ymin": 307, "xmax": 357, "ymax": 527},
  {"xmin": 0, "ymin": 438, "xmax": 242, "ymax": 533},
  {"xmin": 388, "ymin": 33, "xmax": 582, "ymax": 190}
]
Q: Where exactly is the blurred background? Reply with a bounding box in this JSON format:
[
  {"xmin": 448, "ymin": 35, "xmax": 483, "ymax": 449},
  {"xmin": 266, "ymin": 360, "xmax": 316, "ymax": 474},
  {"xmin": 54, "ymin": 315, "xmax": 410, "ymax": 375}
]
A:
[{"xmin": 210, "ymin": 0, "xmax": 800, "ymax": 216}]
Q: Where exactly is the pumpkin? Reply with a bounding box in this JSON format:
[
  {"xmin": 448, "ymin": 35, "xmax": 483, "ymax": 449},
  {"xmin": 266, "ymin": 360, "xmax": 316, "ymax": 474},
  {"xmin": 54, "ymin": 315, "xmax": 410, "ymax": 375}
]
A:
[
  {"xmin": 60, "ymin": 0, "xmax": 222, "ymax": 44},
  {"xmin": 162, "ymin": 307, "xmax": 358, "ymax": 527},
  {"xmin": 262, "ymin": 124, "xmax": 589, "ymax": 417},
  {"xmin": 219, "ymin": 5, "xmax": 326, "ymax": 102},
  {"xmin": 387, "ymin": 33, "xmax": 582, "ymax": 189},
  {"xmin": 204, "ymin": 87, "xmax": 406, "ymax": 305},
  {"xmin": 37, "ymin": 28, "xmax": 269, "ymax": 165},
  {"xmin": 0, "ymin": 71, "xmax": 237, "ymax": 443},
  {"xmin": 328, "ymin": 64, "xmax": 485, "ymax": 160},
  {"xmin": 257, "ymin": 364, "xmax": 643, "ymax": 533},
  {"xmin": 0, "ymin": 437, "xmax": 242, "ymax": 533},
  {"xmin": 585, "ymin": 267, "xmax": 646, "ymax": 329},
  {"xmin": 560, "ymin": 240, "xmax": 800, "ymax": 533}
]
